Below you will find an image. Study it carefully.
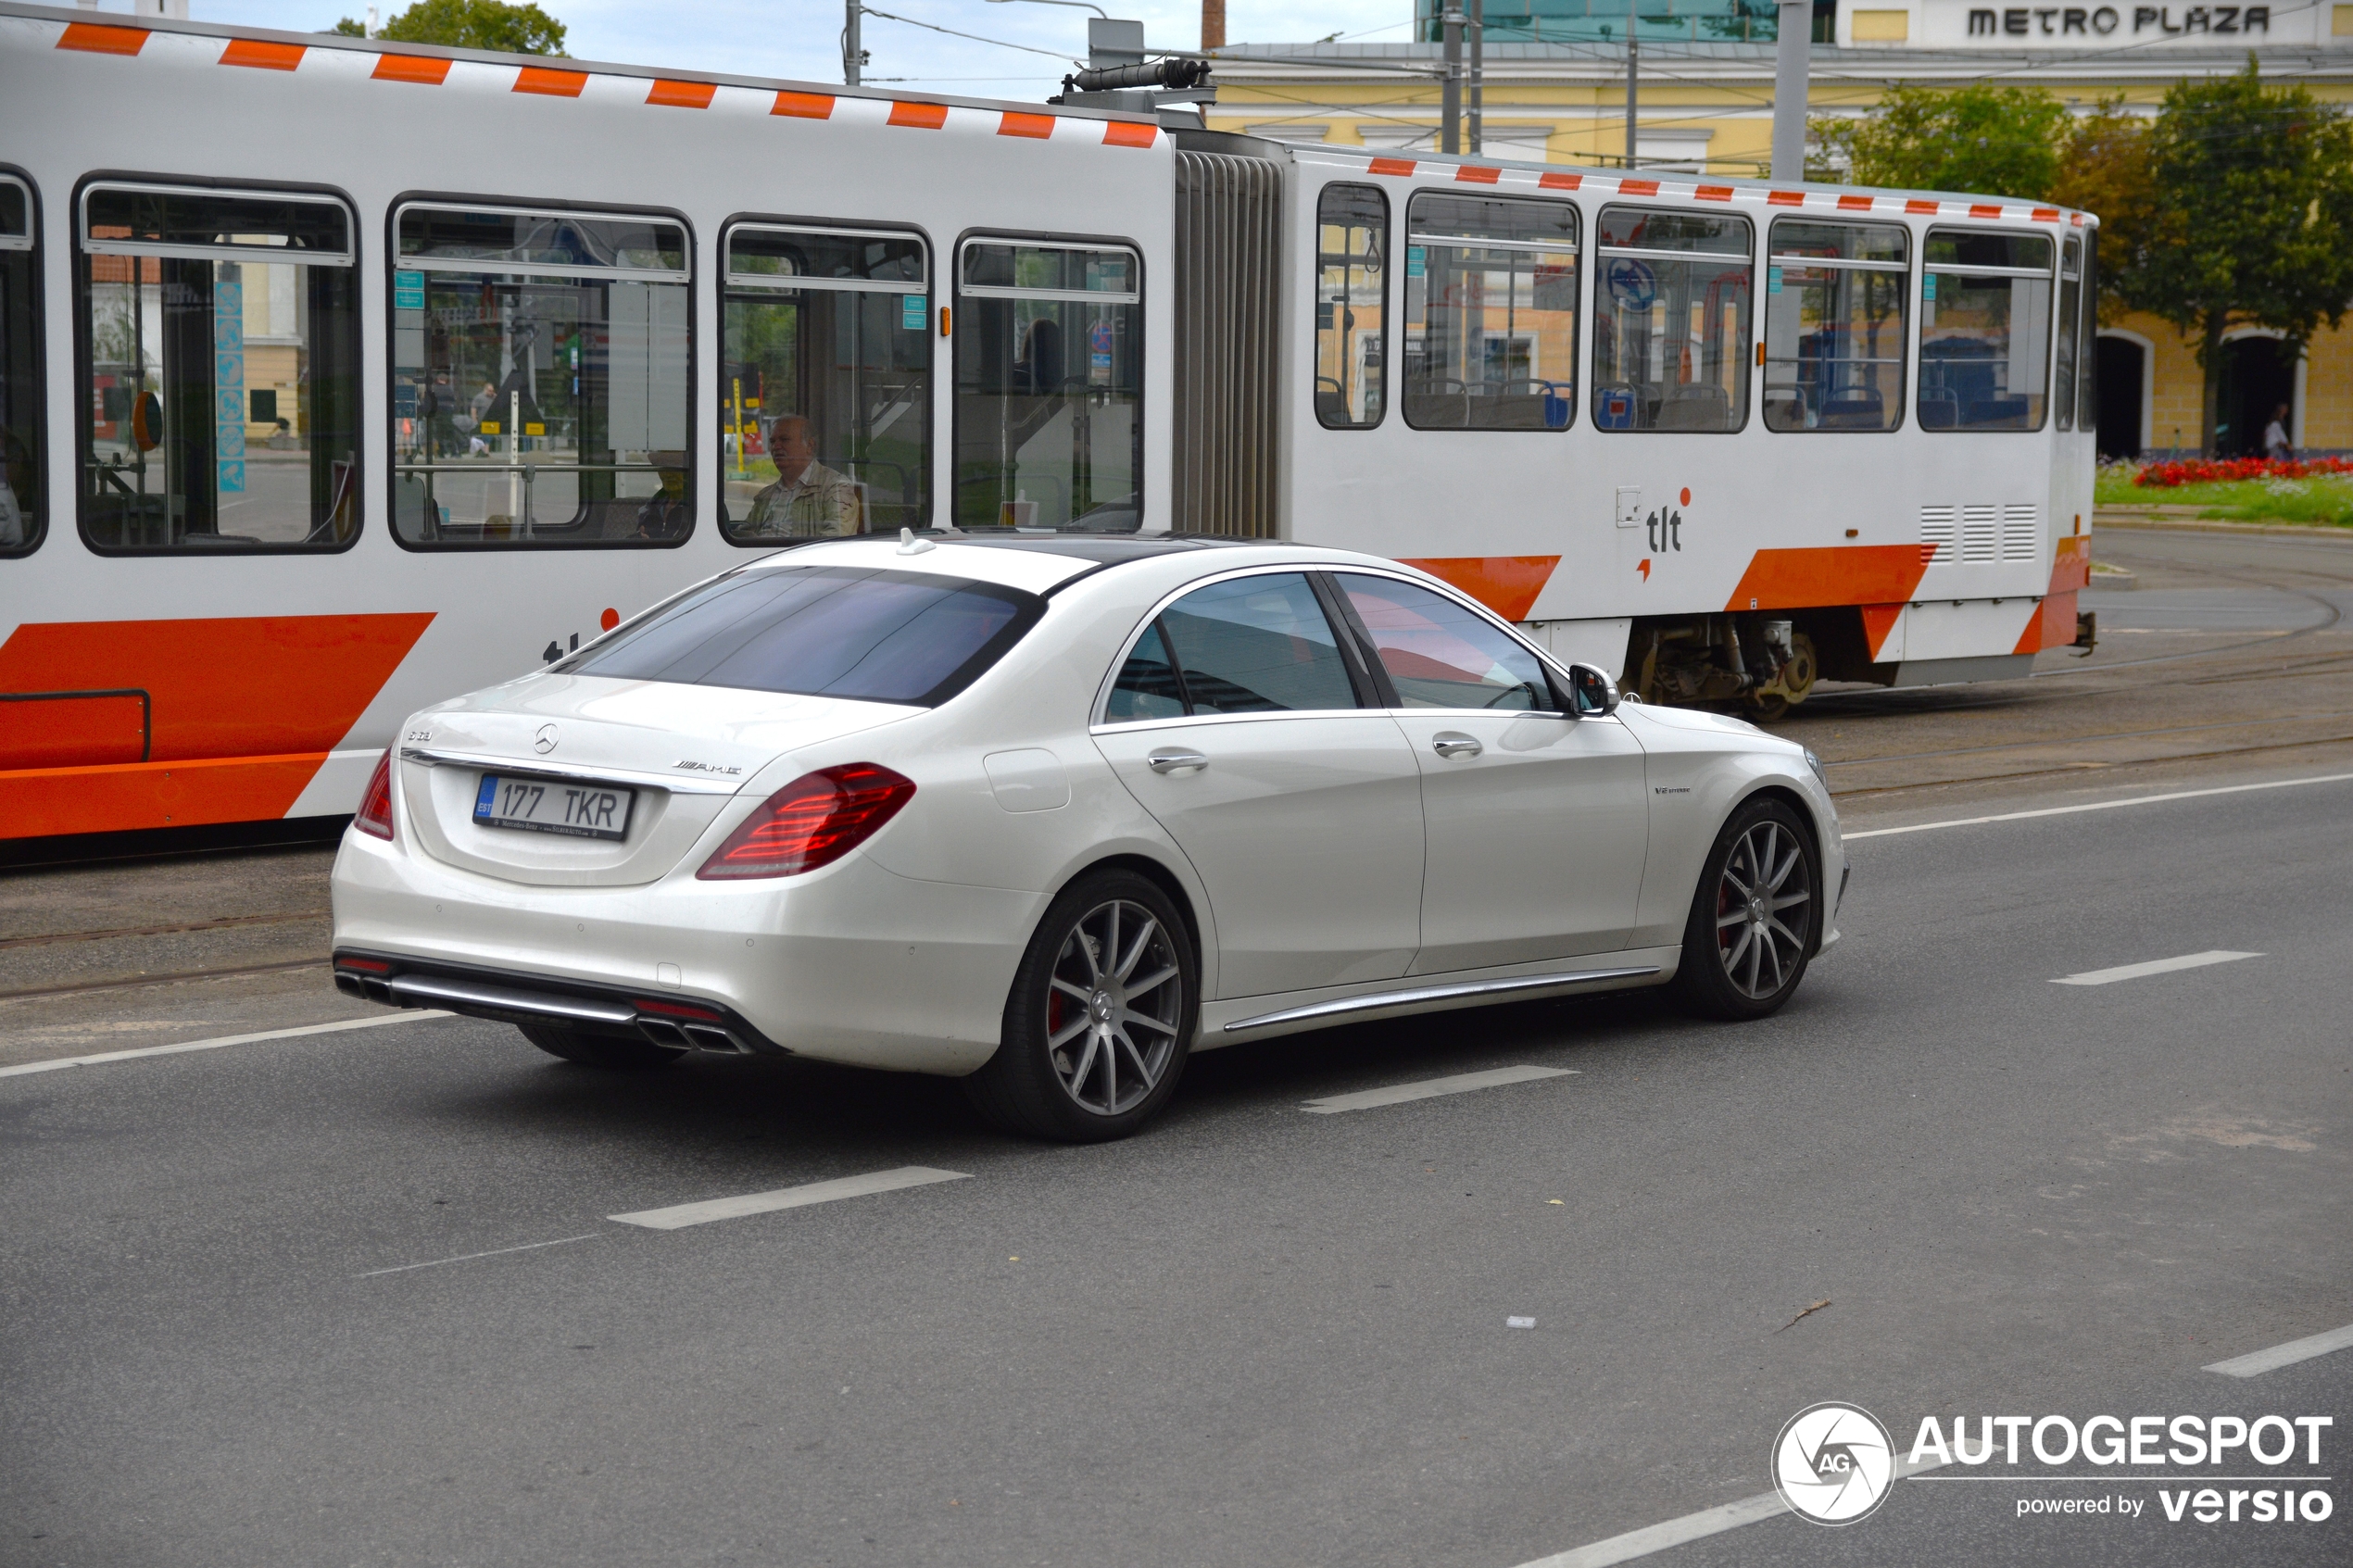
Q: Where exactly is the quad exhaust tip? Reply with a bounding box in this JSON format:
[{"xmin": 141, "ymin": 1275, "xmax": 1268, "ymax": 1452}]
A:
[{"xmin": 333, "ymin": 959, "xmax": 767, "ymax": 1055}]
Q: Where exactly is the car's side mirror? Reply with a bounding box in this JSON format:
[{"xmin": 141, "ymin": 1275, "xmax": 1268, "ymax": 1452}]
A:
[{"xmin": 1567, "ymin": 663, "xmax": 1621, "ymax": 717}]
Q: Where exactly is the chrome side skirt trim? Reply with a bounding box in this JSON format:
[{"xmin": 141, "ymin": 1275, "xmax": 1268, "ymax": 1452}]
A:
[
  {"xmin": 398, "ymin": 746, "xmax": 745, "ymax": 796},
  {"xmin": 1221, "ymin": 965, "xmax": 1663, "ymax": 1035},
  {"xmin": 385, "ymin": 972, "xmax": 638, "ymax": 1026}
]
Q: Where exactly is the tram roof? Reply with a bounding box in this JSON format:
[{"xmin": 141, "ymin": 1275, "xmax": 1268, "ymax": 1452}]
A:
[{"xmin": 0, "ymin": 0, "xmax": 1162, "ymax": 137}]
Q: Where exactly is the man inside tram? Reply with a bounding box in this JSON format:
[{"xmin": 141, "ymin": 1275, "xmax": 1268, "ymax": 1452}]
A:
[{"xmin": 739, "ymin": 413, "xmax": 862, "ymax": 536}]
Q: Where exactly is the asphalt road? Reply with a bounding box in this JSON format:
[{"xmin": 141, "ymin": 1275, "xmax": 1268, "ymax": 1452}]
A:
[{"xmin": 4, "ymin": 765, "xmax": 2348, "ymax": 1565}]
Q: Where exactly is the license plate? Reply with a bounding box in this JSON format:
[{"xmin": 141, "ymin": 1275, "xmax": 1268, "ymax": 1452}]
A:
[{"xmin": 472, "ymin": 774, "xmax": 635, "ymax": 840}]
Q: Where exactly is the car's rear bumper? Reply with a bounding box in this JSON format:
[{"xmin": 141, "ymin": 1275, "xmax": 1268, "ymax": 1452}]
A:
[
  {"xmin": 331, "ymin": 823, "xmax": 1043, "ymax": 1074},
  {"xmin": 333, "ymin": 948, "xmax": 789, "ymax": 1056}
]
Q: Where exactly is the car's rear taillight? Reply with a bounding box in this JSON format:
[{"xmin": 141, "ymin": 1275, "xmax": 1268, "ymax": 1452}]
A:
[
  {"xmin": 355, "ymin": 751, "xmax": 395, "ymax": 840},
  {"xmin": 697, "ymin": 763, "xmax": 915, "ymax": 880}
]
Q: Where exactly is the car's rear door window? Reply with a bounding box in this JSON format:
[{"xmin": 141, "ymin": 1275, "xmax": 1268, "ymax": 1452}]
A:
[
  {"xmin": 1331, "ymin": 573, "xmax": 1561, "ymax": 711},
  {"xmin": 563, "ymin": 563, "xmax": 1041, "ymax": 706},
  {"xmin": 1147, "ymin": 572, "xmax": 1360, "ymax": 715}
]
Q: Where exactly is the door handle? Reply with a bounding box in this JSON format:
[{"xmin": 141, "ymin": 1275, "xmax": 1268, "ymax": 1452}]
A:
[
  {"xmin": 1431, "ymin": 733, "xmax": 1482, "ymax": 759},
  {"xmin": 1147, "ymin": 749, "xmax": 1210, "ymax": 773}
]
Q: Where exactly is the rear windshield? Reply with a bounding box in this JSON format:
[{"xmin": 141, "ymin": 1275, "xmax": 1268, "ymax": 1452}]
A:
[{"xmin": 562, "ymin": 564, "xmax": 1044, "ymax": 706}]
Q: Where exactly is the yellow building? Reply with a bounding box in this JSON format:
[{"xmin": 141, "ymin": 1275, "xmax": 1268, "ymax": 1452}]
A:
[{"xmin": 1204, "ymin": 6, "xmax": 2353, "ymax": 456}]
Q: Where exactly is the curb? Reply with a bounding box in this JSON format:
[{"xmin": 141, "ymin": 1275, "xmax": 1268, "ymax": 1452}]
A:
[{"xmin": 2094, "ymin": 515, "xmax": 2353, "ymax": 542}]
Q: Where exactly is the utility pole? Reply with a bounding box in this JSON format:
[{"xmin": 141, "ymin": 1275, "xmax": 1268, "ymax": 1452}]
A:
[
  {"xmin": 1441, "ymin": 4, "xmax": 1464, "ymax": 156},
  {"xmin": 1201, "ymin": 0, "xmax": 1224, "ymax": 50},
  {"xmin": 843, "ymin": 0, "xmax": 862, "ymax": 87},
  {"xmin": 1770, "ymin": 0, "xmax": 1809, "ymax": 180},
  {"xmin": 1624, "ymin": 26, "xmax": 1638, "ymax": 169},
  {"xmin": 1468, "ymin": 0, "xmax": 1483, "ymax": 155}
]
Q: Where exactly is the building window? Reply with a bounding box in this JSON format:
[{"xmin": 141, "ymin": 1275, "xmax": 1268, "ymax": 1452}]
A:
[
  {"xmin": 1763, "ymin": 219, "xmax": 1907, "ymax": 433},
  {"xmin": 953, "ymin": 239, "xmax": 1141, "ymax": 531},
  {"xmin": 1591, "ymin": 207, "xmax": 1752, "ymax": 433},
  {"xmin": 1403, "ymin": 194, "xmax": 1578, "ymax": 431},
  {"xmin": 721, "ymin": 223, "xmax": 929, "ymax": 542},
  {"xmin": 2055, "ymin": 237, "xmax": 2082, "ymax": 431},
  {"xmin": 1314, "ymin": 184, "xmax": 1388, "ymax": 429},
  {"xmin": 0, "ymin": 174, "xmax": 38, "ymax": 556},
  {"xmin": 79, "ymin": 182, "xmax": 359, "ymax": 552},
  {"xmin": 392, "ymin": 203, "xmax": 691, "ymax": 548},
  {"xmin": 1919, "ymin": 229, "xmax": 2053, "ymax": 432}
]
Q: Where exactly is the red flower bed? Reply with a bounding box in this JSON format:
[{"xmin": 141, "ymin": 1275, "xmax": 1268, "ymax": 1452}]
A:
[{"xmin": 2135, "ymin": 456, "xmax": 2353, "ymax": 487}]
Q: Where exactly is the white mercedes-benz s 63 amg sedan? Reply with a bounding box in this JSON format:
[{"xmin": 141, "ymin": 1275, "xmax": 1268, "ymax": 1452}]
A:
[{"xmin": 331, "ymin": 533, "xmax": 1843, "ymax": 1141}]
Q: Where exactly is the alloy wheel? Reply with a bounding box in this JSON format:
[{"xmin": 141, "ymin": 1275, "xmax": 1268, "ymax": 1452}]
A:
[
  {"xmin": 1044, "ymin": 898, "xmax": 1184, "ymax": 1117},
  {"xmin": 1712, "ymin": 819, "xmax": 1812, "ymax": 1000}
]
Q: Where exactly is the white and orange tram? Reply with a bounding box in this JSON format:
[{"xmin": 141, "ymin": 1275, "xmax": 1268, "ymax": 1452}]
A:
[{"xmin": 0, "ymin": 2, "xmax": 2096, "ymax": 846}]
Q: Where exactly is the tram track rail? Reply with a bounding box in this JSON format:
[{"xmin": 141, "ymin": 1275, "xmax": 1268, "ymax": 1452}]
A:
[{"xmin": 0, "ymin": 909, "xmax": 330, "ymax": 951}]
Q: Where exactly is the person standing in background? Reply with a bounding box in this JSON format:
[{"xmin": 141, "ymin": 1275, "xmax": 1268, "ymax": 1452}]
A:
[{"xmin": 2264, "ymin": 402, "xmax": 2294, "ymax": 461}]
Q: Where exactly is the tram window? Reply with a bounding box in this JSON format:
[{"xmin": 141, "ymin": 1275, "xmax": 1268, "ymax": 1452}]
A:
[
  {"xmin": 1919, "ymin": 230, "xmax": 2053, "ymax": 433},
  {"xmin": 1763, "ymin": 220, "xmax": 1906, "ymax": 433},
  {"xmin": 391, "ymin": 203, "xmax": 691, "ymax": 549},
  {"xmin": 1591, "ymin": 207, "xmax": 1752, "ymax": 433},
  {"xmin": 953, "ymin": 239, "xmax": 1141, "ymax": 531},
  {"xmin": 721, "ymin": 223, "xmax": 928, "ymax": 542},
  {"xmin": 1402, "ymin": 194, "xmax": 1577, "ymax": 432},
  {"xmin": 1, "ymin": 175, "xmax": 38, "ymax": 556},
  {"xmin": 2079, "ymin": 231, "xmax": 2098, "ymax": 426},
  {"xmin": 78, "ymin": 183, "xmax": 359, "ymax": 553},
  {"xmin": 2055, "ymin": 237, "xmax": 2082, "ymax": 431},
  {"xmin": 1315, "ymin": 184, "xmax": 1388, "ymax": 430}
]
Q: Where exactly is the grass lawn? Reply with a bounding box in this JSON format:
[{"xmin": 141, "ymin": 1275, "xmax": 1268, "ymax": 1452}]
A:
[{"xmin": 2095, "ymin": 468, "xmax": 2353, "ymax": 526}]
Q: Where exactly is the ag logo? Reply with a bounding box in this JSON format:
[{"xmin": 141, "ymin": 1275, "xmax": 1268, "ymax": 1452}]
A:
[{"xmin": 1771, "ymin": 1402, "xmax": 1895, "ymax": 1525}]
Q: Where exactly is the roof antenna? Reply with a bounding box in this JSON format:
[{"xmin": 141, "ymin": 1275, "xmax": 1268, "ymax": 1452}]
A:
[{"xmin": 898, "ymin": 527, "xmax": 937, "ymax": 556}]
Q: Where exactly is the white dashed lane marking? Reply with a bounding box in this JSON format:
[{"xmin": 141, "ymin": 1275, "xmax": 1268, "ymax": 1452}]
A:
[
  {"xmin": 1841, "ymin": 771, "xmax": 2353, "ymax": 841},
  {"xmin": 358, "ymin": 1233, "xmax": 603, "ymax": 1278},
  {"xmin": 2050, "ymin": 950, "xmax": 2261, "ymax": 986},
  {"xmin": 1301, "ymin": 1064, "xmax": 1577, "ymax": 1115},
  {"xmin": 608, "ymin": 1166, "xmax": 972, "ymax": 1230},
  {"xmin": 2207, "ymin": 1321, "xmax": 2353, "ymax": 1377},
  {"xmin": 0, "ymin": 1010, "xmax": 455, "ymax": 1079}
]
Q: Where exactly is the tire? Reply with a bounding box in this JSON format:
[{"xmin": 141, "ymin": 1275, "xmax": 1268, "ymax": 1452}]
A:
[
  {"xmin": 964, "ymin": 869, "xmax": 1198, "ymax": 1143},
  {"xmin": 519, "ymin": 1022, "xmax": 686, "ymax": 1070},
  {"xmin": 1667, "ymin": 796, "xmax": 1821, "ymax": 1022}
]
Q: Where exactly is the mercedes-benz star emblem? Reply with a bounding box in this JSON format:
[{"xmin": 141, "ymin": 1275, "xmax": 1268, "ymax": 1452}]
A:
[{"xmin": 534, "ymin": 723, "xmax": 560, "ymax": 754}]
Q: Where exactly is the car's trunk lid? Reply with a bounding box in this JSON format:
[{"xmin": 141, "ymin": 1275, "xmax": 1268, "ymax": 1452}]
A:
[{"xmin": 399, "ymin": 674, "xmax": 915, "ymax": 886}]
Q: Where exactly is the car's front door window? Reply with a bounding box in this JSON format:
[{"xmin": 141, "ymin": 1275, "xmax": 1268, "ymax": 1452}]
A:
[{"xmin": 1331, "ymin": 572, "xmax": 1558, "ymax": 710}]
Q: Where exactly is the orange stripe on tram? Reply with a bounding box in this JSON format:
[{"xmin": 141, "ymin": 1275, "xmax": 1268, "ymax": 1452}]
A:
[
  {"xmin": 1859, "ymin": 604, "xmax": 1905, "ymax": 661},
  {"xmin": 58, "ymin": 22, "xmax": 147, "ymax": 54},
  {"xmin": 999, "ymin": 111, "xmax": 1055, "ymax": 139},
  {"xmin": 1395, "ymin": 557, "xmax": 1561, "ymax": 623},
  {"xmin": 220, "ymin": 38, "xmax": 305, "ymax": 70},
  {"xmin": 373, "ymin": 53, "xmax": 451, "ymax": 85},
  {"xmin": 1721, "ymin": 546, "xmax": 1930, "ymax": 612},
  {"xmin": 773, "ymin": 90, "xmax": 835, "ymax": 119},
  {"xmin": 1103, "ymin": 121, "xmax": 1158, "ymax": 147},
  {"xmin": 647, "ymin": 79, "xmax": 717, "ymax": 109},
  {"xmin": 888, "ymin": 101, "xmax": 950, "ymax": 130},
  {"xmin": 0, "ymin": 614, "xmax": 434, "ymax": 839},
  {"xmin": 514, "ymin": 66, "xmax": 587, "ymax": 97}
]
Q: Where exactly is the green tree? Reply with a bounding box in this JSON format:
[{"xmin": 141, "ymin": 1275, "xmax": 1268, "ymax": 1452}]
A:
[
  {"xmin": 1809, "ymin": 83, "xmax": 2070, "ymax": 199},
  {"xmin": 2124, "ymin": 61, "xmax": 2353, "ymax": 452},
  {"xmin": 2048, "ymin": 99, "xmax": 2157, "ymax": 324},
  {"xmin": 330, "ymin": 0, "xmax": 566, "ymax": 55}
]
